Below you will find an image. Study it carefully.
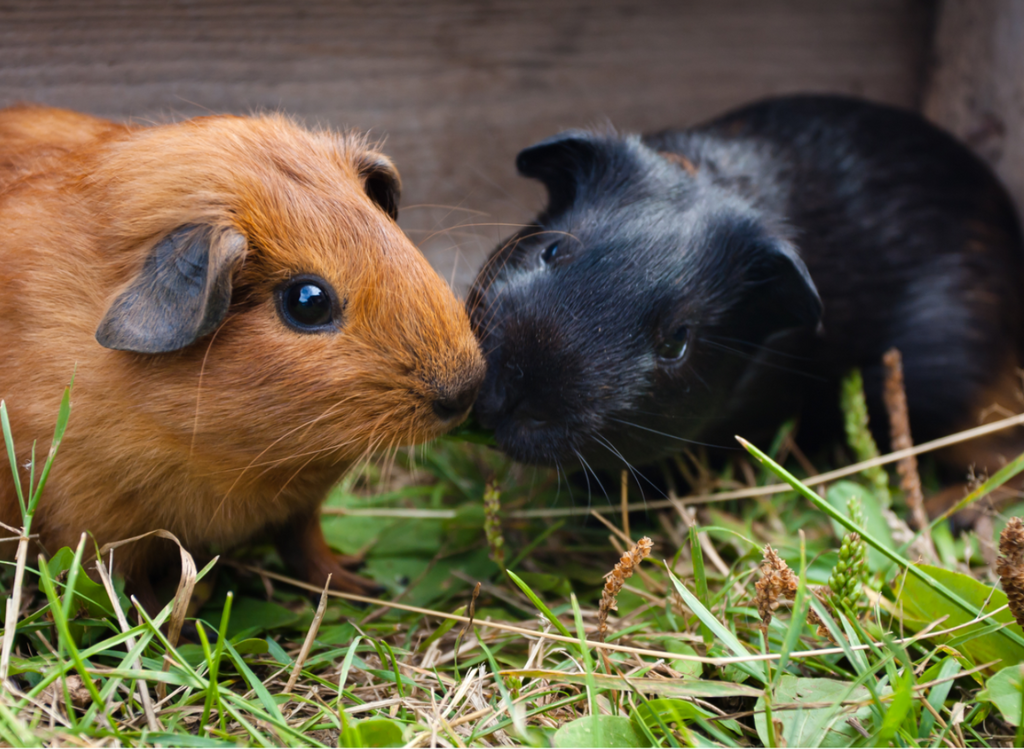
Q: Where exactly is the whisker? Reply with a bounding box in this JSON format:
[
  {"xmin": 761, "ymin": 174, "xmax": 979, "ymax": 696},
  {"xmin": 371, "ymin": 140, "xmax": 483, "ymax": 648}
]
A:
[
  {"xmin": 604, "ymin": 416, "xmax": 735, "ymax": 450},
  {"xmin": 702, "ymin": 333, "xmax": 815, "ymax": 361},
  {"xmin": 701, "ymin": 338, "xmax": 826, "ymax": 380},
  {"xmin": 571, "ymin": 449, "xmax": 595, "ymax": 510},
  {"xmin": 574, "ymin": 448, "xmax": 609, "ymax": 505},
  {"xmin": 592, "ymin": 434, "xmax": 664, "ymax": 502}
]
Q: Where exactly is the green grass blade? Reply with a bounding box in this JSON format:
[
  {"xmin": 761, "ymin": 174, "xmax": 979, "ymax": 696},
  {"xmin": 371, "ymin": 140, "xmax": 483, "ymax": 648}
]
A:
[
  {"xmin": 664, "ymin": 564, "xmax": 764, "ymax": 684},
  {"xmin": 224, "ymin": 639, "xmax": 288, "ymax": 730},
  {"xmin": 933, "ymin": 449, "xmax": 1024, "ymax": 525},
  {"xmin": 506, "ymin": 569, "xmax": 573, "ymax": 639},
  {"xmin": 772, "ymin": 534, "xmax": 810, "ymax": 691},
  {"xmin": 28, "ymin": 381, "xmax": 72, "ymax": 515},
  {"xmin": 0, "ymin": 401, "xmax": 26, "ymax": 514},
  {"xmin": 35, "ymin": 553, "xmax": 111, "ymax": 731},
  {"xmin": 689, "ymin": 525, "xmax": 713, "ymax": 648},
  {"xmin": 571, "ymin": 592, "xmax": 600, "ymax": 735},
  {"xmin": 0, "ymin": 694, "xmax": 35, "ymax": 748}
]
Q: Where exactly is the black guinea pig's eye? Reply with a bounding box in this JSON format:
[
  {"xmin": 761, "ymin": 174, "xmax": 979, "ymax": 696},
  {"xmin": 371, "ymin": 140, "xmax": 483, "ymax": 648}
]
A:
[
  {"xmin": 277, "ymin": 276, "xmax": 339, "ymax": 332},
  {"xmin": 541, "ymin": 242, "xmax": 559, "ymax": 264},
  {"xmin": 657, "ymin": 325, "xmax": 689, "ymax": 361}
]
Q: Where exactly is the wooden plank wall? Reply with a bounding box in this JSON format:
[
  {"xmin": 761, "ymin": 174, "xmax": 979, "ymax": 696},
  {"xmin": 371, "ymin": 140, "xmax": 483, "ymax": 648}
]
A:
[
  {"xmin": 0, "ymin": 0, "xmax": 934, "ymax": 291},
  {"xmin": 925, "ymin": 0, "xmax": 1024, "ymax": 219}
]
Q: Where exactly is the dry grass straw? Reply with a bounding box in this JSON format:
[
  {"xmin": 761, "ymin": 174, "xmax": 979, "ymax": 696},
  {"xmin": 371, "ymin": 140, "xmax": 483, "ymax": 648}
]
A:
[
  {"xmin": 285, "ymin": 573, "xmax": 332, "ymax": 693},
  {"xmin": 596, "ymin": 536, "xmax": 653, "ymax": 642},
  {"xmin": 99, "ymin": 529, "xmax": 198, "ymax": 700},
  {"xmin": 93, "ymin": 552, "xmax": 161, "ymax": 732},
  {"xmin": 997, "ymin": 517, "xmax": 1024, "ymax": 631},
  {"xmin": 0, "ymin": 520, "xmax": 31, "ymax": 684}
]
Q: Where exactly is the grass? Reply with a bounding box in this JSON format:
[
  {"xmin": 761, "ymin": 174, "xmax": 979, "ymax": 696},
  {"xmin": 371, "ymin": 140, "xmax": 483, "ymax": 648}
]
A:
[{"xmin": 3, "ymin": 377, "xmax": 1024, "ymax": 746}]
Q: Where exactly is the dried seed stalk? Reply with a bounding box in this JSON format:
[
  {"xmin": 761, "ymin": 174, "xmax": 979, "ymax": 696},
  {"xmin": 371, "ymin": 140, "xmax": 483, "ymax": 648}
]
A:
[
  {"xmin": 882, "ymin": 349, "xmax": 928, "ymax": 535},
  {"xmin": 597, "ymin": 536, "xmax": 653, "ymax": 641},
  {"xmin": 997, "ymin": 517, "xmax": 1024, "ymax": 631},
  {"xmin": 754, "ymin": 545, "xmax": 798, "ymax": 633}
]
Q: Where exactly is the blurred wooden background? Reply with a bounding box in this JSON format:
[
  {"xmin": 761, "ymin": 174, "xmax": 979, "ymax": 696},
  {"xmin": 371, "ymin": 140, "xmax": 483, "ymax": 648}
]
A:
[{"xmin": 4, "ymin": 0, "xmax": 1002, "ymax": 293}]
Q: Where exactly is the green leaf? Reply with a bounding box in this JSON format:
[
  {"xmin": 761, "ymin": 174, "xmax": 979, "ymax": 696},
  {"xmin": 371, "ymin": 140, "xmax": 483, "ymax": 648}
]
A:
[
  {"xmin": 204, "ymin": 596, "xmax": 300, "ymax": 638},
  {"xmin": 340, "ymin": 719, "xmax": 405, "ymax": 748},
  {"xmin": 553, "ymin": 715, "xmax": 645, "ymax": 748},
  {"xmin": 630, "ymin": 697, "xmax": 740, "ymax": 742},
  {"xmin": 891, "ymin": 564, "xmax": 1024, "ymax": 669},
  {"xmin": 46, "ymin": 546, "xmax": 127, "ymax": 624},
  {"xmin": 657, "ymin": 639, "xmax": 703, "ymax": 679},
  {"xmin": 979, "ymin": 664, "xmax": 1024, "ymax": 726},
  {"xmin": 755, "ymin": 676, "xmax": 882, "ymax": 748},
  {"xmin": 441, "ymin": 413, "xmax": 497, "ymax": 446}
]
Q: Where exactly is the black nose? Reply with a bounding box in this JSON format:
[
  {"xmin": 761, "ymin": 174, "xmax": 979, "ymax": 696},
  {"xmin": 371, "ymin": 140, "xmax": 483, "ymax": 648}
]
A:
[{"xmin": 433, "ymin": 384, "xmax": 478, "ymax": 421}]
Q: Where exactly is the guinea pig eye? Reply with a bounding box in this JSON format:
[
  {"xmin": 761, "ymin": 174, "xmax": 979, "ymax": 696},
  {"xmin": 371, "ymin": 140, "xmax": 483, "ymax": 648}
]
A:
[
  {"xmin": 277, "ymin": 276, "xmax": 339, "ymax": 332},
  {"xmin": 541, "ymin": 242, "xmax": 559, "ymax": 264},
  {"xmin": 657, "ymin": 326, "xmax": 690, "ymax": 361}
]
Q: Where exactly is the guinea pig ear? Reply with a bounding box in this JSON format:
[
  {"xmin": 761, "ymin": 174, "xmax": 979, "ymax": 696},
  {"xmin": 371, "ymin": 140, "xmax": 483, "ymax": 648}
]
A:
[
  {"xmin": 95, "ymin": 224, "xmax": 247, "ymax": 354},
  {"xmin": 358, "ymin": 154, "xmax": 401, "ymax": 221},
  {"xmin": 747, "ymin": 237, "xmax": 823, "ymax": 332},
  {"xmin": 516, "ymin": 130, "xmax": 602, "ymax": 215}
]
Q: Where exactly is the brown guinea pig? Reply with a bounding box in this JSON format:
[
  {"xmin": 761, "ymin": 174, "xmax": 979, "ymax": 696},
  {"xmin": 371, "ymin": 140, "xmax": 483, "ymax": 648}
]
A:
[{"xmin": 0, "ymin": 104, "xmax": 485, "ymax": 607}]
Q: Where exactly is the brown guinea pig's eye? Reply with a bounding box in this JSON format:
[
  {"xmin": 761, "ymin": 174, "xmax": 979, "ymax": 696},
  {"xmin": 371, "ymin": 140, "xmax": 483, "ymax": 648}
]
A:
[
  {"xmin": 276, "ymin": 275, "xmax": 340, "ymax": 332},
  {"xmin": 656, "ymin": 325, "xmax": 689, "ymax": 361}
]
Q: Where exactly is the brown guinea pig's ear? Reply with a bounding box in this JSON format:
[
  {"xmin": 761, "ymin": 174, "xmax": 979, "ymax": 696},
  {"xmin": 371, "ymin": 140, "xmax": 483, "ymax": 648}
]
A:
[
  {"xmin": 358, "ymin": 154, "xmax": 401, "ymax": 221},
  {"xmin": 95, "ymin": 224, "xmax": 246, "ymax": 354}
]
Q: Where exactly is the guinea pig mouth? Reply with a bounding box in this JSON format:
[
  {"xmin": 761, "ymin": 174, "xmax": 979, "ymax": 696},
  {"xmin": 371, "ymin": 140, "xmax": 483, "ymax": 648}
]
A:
[{"xmin": 485, "ymin": 411, "xmax": 598, "ymax": 467}]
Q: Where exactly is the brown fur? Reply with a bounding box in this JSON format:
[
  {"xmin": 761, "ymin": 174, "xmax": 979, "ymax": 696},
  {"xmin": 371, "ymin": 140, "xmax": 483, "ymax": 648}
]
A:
[{"xmin": 0, "ymin": 104, "xmax": 485, "ymax": 600}]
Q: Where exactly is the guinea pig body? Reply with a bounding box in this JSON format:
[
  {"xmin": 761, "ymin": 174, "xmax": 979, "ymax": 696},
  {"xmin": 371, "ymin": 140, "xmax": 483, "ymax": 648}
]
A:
[
  {"xmin": 469, "ymin": 95, "xmax": 1024, "ymax": 480},
  {"xmin": 0, "ymin": 104, "xmax": 484, "ymax": 601}
]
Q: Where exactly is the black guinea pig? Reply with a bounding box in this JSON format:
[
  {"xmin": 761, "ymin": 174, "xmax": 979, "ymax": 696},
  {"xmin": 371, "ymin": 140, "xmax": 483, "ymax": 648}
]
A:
[{"xmin": 467, "ymin": 95, "xmax": 1024, "ymax": 483}]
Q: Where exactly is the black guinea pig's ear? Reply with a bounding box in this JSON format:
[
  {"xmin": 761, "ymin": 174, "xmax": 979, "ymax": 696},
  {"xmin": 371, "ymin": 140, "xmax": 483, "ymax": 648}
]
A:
[
  {"xmin": 747, "ymin": 237, "xmax": 823, "ymax": 332},
  {"xmin": 516, "ymin": 129, "xmax": 602, "ymax": 215},
  {"xmin": 95, "ymin": 224, "xmax": 247, "ymax": 354},
  {"xmin": 357, "ymin": 153, "xmax": 401, "ymax": 221}
]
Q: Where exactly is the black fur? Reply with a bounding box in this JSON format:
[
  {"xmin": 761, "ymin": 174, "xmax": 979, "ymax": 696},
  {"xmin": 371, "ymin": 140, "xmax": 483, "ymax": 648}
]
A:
[{"xmin": 468, "ymin": 95, "xmax": 1024, "ymax": 471}]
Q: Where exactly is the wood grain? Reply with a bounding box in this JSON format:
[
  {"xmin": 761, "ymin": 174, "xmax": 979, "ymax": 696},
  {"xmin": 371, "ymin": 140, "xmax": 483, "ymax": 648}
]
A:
[
  {"xmin": 0, "ymin": 0, "xmax": 934, "ymax": 290},
  {"xmin": 924, "ymin": 0, "xmax": 1024, "ymax": 222}
]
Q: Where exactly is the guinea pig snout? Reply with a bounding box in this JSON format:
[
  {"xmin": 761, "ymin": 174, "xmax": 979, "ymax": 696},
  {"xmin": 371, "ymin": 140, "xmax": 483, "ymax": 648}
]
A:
[
  {"xmin": 432, "ymin": 381, "xmax": 479, "ymax": 422},
  {"xmin": 472, "ymin": 330, "xmax": 595, "ymax": 464}
]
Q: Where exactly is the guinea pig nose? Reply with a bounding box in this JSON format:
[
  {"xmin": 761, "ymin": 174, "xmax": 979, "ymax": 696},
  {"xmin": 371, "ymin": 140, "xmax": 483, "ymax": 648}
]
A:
[{"xmin": 433, "ymin": 386, "xmax": 478, "ymax": 422}]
